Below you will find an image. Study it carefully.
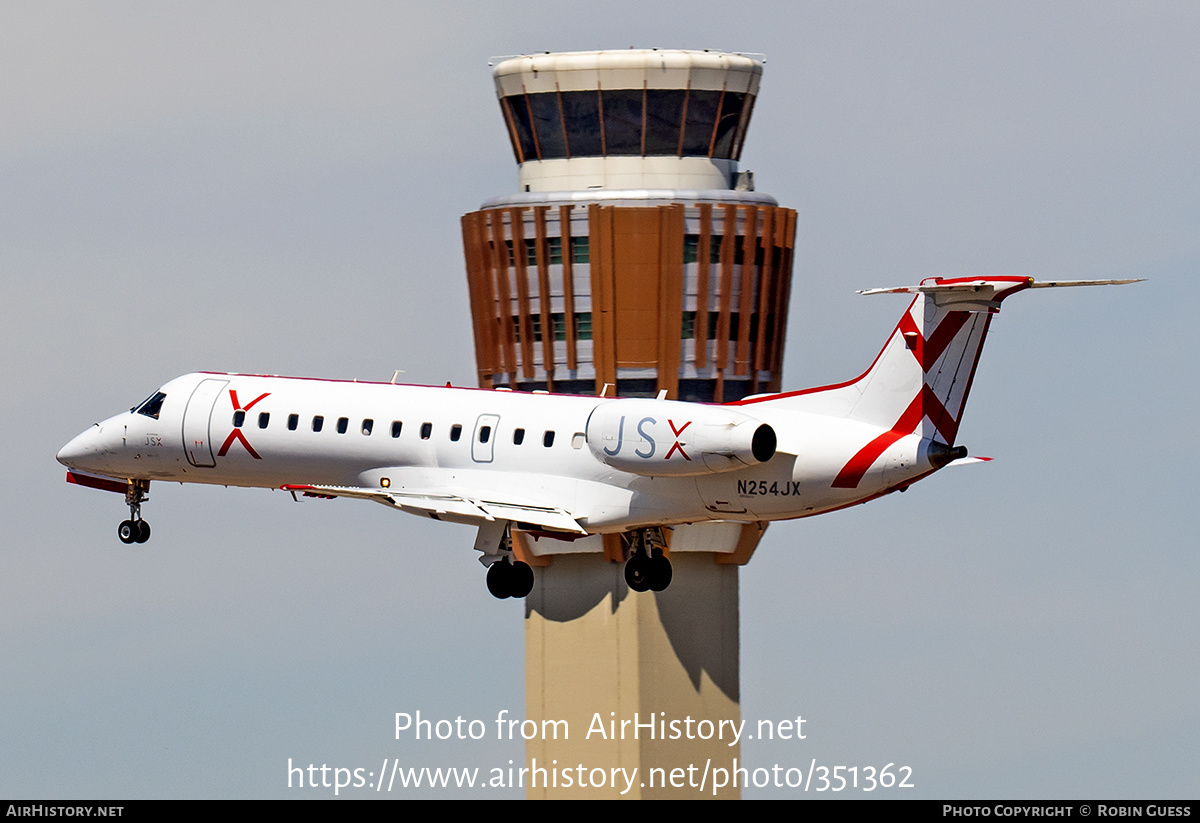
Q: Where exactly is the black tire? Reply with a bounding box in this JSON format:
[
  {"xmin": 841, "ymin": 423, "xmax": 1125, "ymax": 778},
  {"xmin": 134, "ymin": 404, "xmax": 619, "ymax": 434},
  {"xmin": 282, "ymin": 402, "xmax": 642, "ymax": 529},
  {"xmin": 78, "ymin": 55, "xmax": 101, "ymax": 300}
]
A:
[
  {"xmin": 648, "ymin": 554, "xmax": 673, "ymax": 592},
  {"xmin": 134, "ymin": 520, "xmax": 151, "ymax": 544},
  {"xmin": 625, "ymin": 555, "xmax": 651, "ymax": 592},
  {"xmin": 118, "ymin": 520, "xmax": 137, "ymax": 544},
  {"xmin": 486, "ymin": 560, "xmax": 512, "ymax": 599},
  {"xmin": 510, "ymin": 561, "xmax": 535, "ymax": 598}
]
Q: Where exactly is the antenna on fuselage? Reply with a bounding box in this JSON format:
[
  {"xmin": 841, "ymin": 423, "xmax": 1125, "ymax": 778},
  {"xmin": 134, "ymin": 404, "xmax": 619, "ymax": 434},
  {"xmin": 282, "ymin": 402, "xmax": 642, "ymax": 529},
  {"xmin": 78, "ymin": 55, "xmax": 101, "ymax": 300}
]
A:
[{"xmin": 391, "ymin": 370, "xmax": 404, "ymax": 384}]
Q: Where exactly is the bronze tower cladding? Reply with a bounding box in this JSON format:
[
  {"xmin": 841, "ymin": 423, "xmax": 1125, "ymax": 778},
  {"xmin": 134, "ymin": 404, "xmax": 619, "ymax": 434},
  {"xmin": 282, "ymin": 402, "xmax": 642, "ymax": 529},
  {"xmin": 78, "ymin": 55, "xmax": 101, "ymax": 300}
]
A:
[
  {"xmin": 462, "ymin": 50, "xmax": 796, "ymax": 403},
  {"xmin": 462, "ymin": 200, "xmax": 796, "ymax": 402}
]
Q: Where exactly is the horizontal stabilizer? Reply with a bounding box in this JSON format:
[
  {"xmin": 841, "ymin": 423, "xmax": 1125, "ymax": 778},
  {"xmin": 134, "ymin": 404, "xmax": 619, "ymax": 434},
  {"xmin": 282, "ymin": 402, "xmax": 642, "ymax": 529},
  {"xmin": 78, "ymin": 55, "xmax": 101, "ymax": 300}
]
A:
[
  {"xmin": 947, "ymin": 456, "xmax": 993, "ymax": 467},
  {"xmin": 859, "ymin": 277, "xmax": 1143, "ymax": 312},
  {"xmin": 1028, "ymin": 278, "xmax": 1146, "ymax": 289},
  {"xmin": 859, "ymin": 277, "xmax": 1143, "ymax": 296}
]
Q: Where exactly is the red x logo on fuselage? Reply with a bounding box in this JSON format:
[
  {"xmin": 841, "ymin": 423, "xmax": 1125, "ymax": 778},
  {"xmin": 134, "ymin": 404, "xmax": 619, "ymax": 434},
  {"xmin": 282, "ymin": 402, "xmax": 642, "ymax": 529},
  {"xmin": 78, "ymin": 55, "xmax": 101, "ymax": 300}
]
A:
[
  {"xmin": 664, "ymin": 419, "xmax": 692, "ymax": 461},
  {"xmin": 217, "ymin": 390, "xmax": 270, "ymax": 459}
]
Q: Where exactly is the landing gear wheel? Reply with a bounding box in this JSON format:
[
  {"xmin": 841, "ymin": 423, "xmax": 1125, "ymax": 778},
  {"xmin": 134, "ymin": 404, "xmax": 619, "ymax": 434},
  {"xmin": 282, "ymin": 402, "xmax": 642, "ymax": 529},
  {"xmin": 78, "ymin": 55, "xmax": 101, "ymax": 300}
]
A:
[
  {"xmin": 487, "ymin": 558, "xmax": 535, "ymax": 599},
  {"xmin": 510, "ymin": 561, "xmax": 535, "ymax": 598},
  {"xmin": 624, "ymin": 529, "xmax": 673, "ymax": 593},
  {"xmin": 487, "ymin": 560, "xmax": 512, "ymax": 599},
  {"xmin": 134, "ymin": 520, "xmax": 151, "ymax": 544},
  {"xmin": 624, "ymin": 554, "xmax": 651, "ymax": 592},
  {"xmin": 118, "ymin": 520, "xmax": 138, "ymax": 544},
  {"xmin": 647, "ymin": 553, "xmax": 672, "ymax": 592}
]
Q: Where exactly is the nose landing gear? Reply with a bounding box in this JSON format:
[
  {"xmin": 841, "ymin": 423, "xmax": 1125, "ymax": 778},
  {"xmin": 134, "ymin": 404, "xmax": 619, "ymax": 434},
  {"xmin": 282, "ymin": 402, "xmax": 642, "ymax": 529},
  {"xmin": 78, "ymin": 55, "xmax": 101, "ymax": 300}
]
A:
[
  {"xmin": 117, "ymin": 479, "xmax": 151, "ymax": 544},
  {"xmin": 624, "ymin": 527, "xmax": 672, "ymax": 593}
]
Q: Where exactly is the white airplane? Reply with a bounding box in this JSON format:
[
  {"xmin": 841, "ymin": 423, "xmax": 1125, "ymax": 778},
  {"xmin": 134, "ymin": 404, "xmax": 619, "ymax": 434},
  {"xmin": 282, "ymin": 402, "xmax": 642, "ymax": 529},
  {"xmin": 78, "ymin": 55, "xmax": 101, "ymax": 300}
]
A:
[{"xmin": 58, "ymin": 276, "xmax": 1137, "ymax": 598}]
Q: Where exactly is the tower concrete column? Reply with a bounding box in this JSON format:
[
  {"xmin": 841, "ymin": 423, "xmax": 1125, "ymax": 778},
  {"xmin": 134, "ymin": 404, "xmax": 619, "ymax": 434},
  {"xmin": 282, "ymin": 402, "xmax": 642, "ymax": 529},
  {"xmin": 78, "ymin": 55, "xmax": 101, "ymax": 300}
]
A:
[{"xmin": 524, "ymin": 553, "xmax": 740, "ymax": 799}]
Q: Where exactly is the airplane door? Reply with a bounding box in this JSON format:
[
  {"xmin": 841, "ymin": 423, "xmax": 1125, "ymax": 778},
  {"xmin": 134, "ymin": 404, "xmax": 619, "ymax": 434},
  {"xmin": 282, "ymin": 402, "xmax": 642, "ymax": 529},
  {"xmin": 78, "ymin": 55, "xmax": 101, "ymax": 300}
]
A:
[
  {"xmin": 181, "ymin": 378, "xmax": 228, "ymax": 468},
  {"xmin": 472, "ymin": 414, "xmax": 500, "ymax": 463}
]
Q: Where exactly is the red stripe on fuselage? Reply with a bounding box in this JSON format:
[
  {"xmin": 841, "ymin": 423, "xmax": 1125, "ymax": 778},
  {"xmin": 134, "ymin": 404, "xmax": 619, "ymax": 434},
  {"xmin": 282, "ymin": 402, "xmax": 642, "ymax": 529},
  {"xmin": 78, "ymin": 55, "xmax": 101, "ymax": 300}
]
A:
[
  {"xmin": 832, "ymin": 393, "xmax": 925, "ymax": 488},
  {"xmin": 831, "ymin": 385, "xmax": 962, "ymax": 489}
]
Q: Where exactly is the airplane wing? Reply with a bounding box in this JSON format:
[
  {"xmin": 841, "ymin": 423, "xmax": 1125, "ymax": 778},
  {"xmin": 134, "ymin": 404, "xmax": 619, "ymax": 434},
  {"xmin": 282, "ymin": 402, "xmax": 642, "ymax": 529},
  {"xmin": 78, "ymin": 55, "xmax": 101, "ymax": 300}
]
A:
[
  {"xmin": 66, "ymin": 470, "xmax": 129, "ymax": 494},
  {"xmin": 279, "ymin": 483, "xmax": 587, "ymax": 535}
]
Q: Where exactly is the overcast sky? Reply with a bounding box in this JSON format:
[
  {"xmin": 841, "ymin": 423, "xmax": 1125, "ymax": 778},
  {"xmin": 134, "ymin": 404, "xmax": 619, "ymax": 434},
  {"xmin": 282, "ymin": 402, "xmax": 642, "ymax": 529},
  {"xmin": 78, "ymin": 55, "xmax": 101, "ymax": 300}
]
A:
[{"xmin": 2, "ymin": 1, "xmax": 1196, "ymax": 799}]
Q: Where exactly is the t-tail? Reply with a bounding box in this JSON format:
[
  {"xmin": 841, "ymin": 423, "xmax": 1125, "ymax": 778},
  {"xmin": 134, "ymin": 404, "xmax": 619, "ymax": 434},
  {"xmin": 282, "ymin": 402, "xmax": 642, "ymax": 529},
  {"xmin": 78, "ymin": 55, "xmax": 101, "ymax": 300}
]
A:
[{"xmin": 739, "ymin": 276, "xmax": 1141, "ymax": 488}]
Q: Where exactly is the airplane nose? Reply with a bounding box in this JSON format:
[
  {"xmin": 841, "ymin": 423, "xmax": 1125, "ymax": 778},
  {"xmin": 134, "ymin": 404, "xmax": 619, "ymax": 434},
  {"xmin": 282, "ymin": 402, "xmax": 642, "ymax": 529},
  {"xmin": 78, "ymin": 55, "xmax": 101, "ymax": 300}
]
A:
[{"xmin": 57, "ymin": 426, "xmax": 101, "ymax": 468}]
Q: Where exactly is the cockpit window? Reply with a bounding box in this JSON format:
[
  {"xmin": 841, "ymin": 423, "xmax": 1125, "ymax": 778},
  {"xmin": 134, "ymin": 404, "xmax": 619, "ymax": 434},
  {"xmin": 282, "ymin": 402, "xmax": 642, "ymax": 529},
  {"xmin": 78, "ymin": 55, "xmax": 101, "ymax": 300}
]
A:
[{"xmin": 132, "ymin": 391, "xmax": 166, "ymax": 420}]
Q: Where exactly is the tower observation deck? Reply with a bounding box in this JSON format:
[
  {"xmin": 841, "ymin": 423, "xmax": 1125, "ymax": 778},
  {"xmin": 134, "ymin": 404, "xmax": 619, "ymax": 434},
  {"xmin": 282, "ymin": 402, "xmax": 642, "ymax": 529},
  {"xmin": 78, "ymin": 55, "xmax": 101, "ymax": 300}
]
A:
[{"xmin": 462, "ymin": 49, "xmax": 797, "ymax": 403}]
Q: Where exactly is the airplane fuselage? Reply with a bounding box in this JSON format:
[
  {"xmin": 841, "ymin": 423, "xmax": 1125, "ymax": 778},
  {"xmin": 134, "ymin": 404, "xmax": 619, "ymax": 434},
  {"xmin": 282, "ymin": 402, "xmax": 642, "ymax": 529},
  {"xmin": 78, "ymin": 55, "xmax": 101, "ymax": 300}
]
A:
[{"xmin": 59, "ymin": 371, "xmax": 932, "ymax": 534}]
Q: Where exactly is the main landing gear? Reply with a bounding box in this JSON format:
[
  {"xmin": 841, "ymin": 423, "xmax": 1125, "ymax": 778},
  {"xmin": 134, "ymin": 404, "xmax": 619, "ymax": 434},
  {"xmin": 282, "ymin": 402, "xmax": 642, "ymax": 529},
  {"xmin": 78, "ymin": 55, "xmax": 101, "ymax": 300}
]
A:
[
  {"xmin": 481, "ymin": 523, "xmax": 535, "ymax": 600},
  {"xmin": 487, "ymin": 555, "xmax": 535, "ymax": 599},
  {"xmin": 117, "ymin": 479, "xmax": 151, "ymax": 544},
  {"xmin": 624, "ymin": 527, "xmax": 672, "ymax": 593}
]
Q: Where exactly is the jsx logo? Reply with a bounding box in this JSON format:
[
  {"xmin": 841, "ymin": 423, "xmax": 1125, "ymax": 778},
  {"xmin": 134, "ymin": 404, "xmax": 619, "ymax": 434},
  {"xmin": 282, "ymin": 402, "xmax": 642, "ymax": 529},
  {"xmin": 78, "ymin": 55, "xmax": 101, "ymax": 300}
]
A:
[
  {"xmin": 603, "ymin": 416, "xmax": 693, "ymax": 461},
  {"xmin": 218, "ymin": 389, "xmax": 270, "ymax": 459}
]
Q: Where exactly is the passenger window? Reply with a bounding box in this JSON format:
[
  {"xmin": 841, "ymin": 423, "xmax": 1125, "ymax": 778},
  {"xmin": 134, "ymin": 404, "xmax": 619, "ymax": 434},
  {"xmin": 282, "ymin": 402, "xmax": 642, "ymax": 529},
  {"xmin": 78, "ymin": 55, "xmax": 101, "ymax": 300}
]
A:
[
  {"xmin": 337, "ymin": 417, "xmax": 349, "ymax": 434},
  {"xmin": 450, "ymin": 424, "xmax": 462, "ymax": 442},
  {"xmin": 312, "ymin": 416, "xmax": 324, "ymax": 432},
  {"xmin": 391, "ymin": 421, "xmax": 403, "ymax": 438},
  {"xmin": 513, "ymin": 428, "xmax": 525, "ymax": 445},
  {"xmin": 232, "ymin": 410, "xmax": 246, "ymax": 428},
  {"xmin": 479, "ymin": 426, "xmax": 491, "ymax": 444},
  {"xmin": 420, "ymin": 422, "xmax": 432, "ymax": 440},
  {"xmin": 362, "ymin": 419, "xmax": 373, "ymax": 435},
  {"xmin": 258, "ymin": 412, "xmax": 270, "ymax": 429},
  {"xmin": 287, "ymin": 414, "xmax": 298, "ymax": 431},
  {"xmin": 543, "ymin": 430, "xmax": 555, "ymax": 447}
]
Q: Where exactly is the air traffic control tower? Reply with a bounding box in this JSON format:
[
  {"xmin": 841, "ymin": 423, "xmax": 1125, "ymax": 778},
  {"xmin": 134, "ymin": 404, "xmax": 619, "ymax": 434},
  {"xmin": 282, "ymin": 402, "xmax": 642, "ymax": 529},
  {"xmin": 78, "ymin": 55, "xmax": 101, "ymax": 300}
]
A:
[{"xmin": 460, "ymin": 50, "xmax": 797, "ymax": 798}]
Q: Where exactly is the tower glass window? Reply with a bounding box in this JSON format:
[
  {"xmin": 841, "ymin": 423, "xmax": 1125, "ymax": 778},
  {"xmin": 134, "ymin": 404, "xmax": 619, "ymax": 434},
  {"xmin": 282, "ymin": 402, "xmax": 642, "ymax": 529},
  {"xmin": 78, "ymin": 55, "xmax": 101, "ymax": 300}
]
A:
[
  {"xmin": 527, "ymin": 93, "xmax": 566, "ymax": 159},
  {"xmin": 644, "ymin": 89, "xmax": 685, "ymax": 154},
  {"xmin": 499, "ymin": 89, "xmax": 755, "ymax": 161},
  {"xmin": 600, "ymin": 89, "xmax": 642, "ymax": 155},
  {"xmin": 560, "ymin": 90, "xmax": 602, "ymax": 157}
]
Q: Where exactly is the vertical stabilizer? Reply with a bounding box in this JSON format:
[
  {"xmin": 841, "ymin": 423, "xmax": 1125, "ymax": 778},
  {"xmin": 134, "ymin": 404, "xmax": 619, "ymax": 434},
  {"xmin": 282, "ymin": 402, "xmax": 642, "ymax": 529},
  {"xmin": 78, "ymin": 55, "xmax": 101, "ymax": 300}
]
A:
[{"xmin": 740, "ymin": 276, "xmax": 1140, "ymax": 465}]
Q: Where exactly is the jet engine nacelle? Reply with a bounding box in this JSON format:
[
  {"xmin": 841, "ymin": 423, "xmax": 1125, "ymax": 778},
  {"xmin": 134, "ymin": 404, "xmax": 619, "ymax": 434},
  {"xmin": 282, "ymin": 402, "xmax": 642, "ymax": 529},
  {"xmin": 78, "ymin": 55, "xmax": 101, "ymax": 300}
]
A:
[{"xmin": 585, "ymin": 399, "xmax": 777, "ymax": 477}]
